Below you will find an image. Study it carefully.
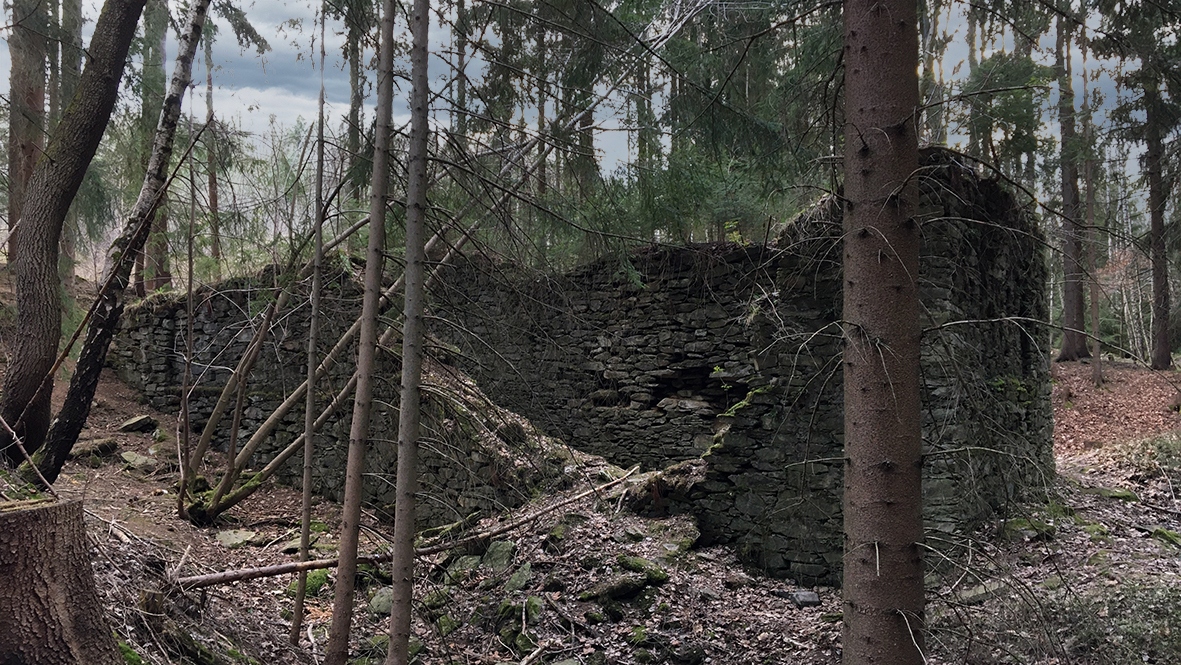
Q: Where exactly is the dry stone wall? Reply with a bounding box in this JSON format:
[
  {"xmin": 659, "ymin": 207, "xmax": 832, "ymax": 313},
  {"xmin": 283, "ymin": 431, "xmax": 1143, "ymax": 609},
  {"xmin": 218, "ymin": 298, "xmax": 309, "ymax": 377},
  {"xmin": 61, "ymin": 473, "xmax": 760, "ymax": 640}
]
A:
[
  {"xmin": 110, "ymin": 271, "xmax": 566, "ymax": 528},
  {"xmin": 429, "ymin": 149, "xmax": 1054, "ymax": 583},
  {"xmin": 110, "ymin": 150, "xmax": 1053, "ymax": 584}
]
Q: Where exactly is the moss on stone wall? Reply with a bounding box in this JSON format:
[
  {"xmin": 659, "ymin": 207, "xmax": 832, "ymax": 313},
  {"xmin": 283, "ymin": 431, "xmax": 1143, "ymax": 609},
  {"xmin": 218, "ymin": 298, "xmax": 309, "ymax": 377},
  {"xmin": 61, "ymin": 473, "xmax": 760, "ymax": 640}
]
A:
[{"xmin": 429, "ymin": 148, "xmax": 1053, "ymax": 584}]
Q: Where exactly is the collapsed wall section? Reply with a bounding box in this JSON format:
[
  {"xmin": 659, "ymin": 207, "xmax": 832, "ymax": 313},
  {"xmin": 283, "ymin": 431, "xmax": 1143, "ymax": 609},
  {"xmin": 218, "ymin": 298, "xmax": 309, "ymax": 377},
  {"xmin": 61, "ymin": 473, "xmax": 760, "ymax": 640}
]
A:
[
  {"xmin": 429, "ymin": 245, "xmax": 774, "ymax": 471},
  {"xmin": 430, "ymin": 149, "xmax": 1053, "ymax": 583},
  {"xmin": 109, "ymin": 270, "xmax": 567, "ymax": 527}
]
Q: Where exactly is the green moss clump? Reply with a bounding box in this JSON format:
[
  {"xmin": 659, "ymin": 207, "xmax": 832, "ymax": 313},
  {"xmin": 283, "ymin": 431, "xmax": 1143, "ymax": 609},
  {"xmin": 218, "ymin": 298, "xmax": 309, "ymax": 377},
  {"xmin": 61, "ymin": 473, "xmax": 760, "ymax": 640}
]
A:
[
  {"xmin": 999, "ymin": 517, "xmax": 1055, "ymax": 542},
  {"xmin": 1081, "ymin": 486, "xmax": 1139, "ymax": 501},
  {"xmin": 1153, "ymin": 528, "xmax": 1181, "ymax": 547},
  {"xmin": 119, "ymin": 641, "xmax": 143, "ymax": 665},
  {"xmin": 584, "ymin": 611, "xmax": 605, "ymax": 624},
  {"xmin": 720, "ymin": 385, "xmax": 773, "ymax": 417},
  {"xmin": 226, "ymin": 648, "xmax": 260, "ymax": 664},
  {"xmin": 287, "ymin": 569, "xmax": 330, "ymax": 597},
  {"xmin": 1046, "ymin": 502, "xmax": 1075, "ymax": 518},
  {"xmin": 617, "ymin": 554, "xmax": 670, "ymax": 585},
  {"xmin": 524, "ymin": 596, "xmax": 544, "ymax": 624},
  {"xmin": 1082, "ymin": 523, "xmax": 1110, "ymax": 541},
  {"xmin": 437, "ymin": 614, "xmax": 462, "ymax": 636}
]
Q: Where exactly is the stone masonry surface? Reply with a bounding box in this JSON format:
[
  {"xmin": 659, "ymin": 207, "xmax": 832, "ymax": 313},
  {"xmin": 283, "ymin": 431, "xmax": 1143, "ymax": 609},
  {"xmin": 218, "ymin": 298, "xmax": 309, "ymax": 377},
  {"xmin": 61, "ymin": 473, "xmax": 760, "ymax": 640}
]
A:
[
  {"xmin": 428, "ymin": 148, "xmax": 1053, "ymax": 583},
  {"xmin": 111, "ymin": 149, "xmax": 1052, "ymax": 583}
]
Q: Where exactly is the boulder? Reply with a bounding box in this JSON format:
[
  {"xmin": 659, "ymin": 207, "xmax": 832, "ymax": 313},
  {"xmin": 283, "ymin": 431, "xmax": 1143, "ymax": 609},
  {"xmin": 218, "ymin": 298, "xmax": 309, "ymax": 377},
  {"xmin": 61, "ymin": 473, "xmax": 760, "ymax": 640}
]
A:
[{"xmin": 117, "ymin": 415, "xmax": 158, "ymax": 433}]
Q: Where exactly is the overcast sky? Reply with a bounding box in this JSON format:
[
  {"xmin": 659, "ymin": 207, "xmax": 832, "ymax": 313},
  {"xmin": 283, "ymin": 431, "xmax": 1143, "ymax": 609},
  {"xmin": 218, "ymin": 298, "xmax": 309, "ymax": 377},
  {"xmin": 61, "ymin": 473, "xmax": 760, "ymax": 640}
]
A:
[{"xmin": 0, "ymin": 1, "xmax": 1142, "ymax": 179}]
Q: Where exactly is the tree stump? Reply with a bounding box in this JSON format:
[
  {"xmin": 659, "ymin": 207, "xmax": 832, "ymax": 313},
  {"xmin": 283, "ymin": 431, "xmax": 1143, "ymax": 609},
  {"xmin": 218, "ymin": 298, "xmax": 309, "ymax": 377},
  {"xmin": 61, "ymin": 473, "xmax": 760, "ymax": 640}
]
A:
[{"xmin": 0, "ymin": 499, "xmax": 122, "ymax": 665}]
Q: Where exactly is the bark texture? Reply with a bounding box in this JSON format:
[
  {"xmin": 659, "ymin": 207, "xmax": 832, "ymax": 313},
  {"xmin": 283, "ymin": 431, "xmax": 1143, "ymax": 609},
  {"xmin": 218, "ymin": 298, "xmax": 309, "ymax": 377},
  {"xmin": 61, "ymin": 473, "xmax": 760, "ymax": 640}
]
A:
[
  {"xmin": 6, "ymin": 0, "xmax": 47, "ymax": 259},
  {"xmin": 57, "ymin": 0, "xmax": 85, "ymax": 287},
  {"xmin": 385, "ymin": 0, "xmax": 431, "ymax": 658},
  {"xmin": 324, "ymin": 0, "xmax": 396, "ymax": 659},
  {"xmin": 1056, "ymin": 18, "xmax": 1090, "ymax": 362},
  {"xmin": 0, "ymin": 0, "xmax": 148, "ymax": 468},
  {"xmin": 1146, "ymin": 87, "xmax": 1171, "ymax": 370},
  {"xmin": 841, "ymin": 0, "xmax": 924, "ymax": 662},
  {"xmin": 140, "ymin": 0, "xmax": 172, "ymax": 293},
  {"xmin": 0, "ymin": 500, "xmax": 122, "ymax": 665}
]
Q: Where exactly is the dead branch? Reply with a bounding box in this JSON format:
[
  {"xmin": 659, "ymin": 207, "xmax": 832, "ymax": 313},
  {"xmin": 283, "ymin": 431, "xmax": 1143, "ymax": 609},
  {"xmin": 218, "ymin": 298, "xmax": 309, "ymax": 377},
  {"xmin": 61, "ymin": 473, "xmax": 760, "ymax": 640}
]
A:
[
  {"xmin": 414, "ymin": 465, "xmax": 638, "ymax": 556},
  {"xmin": 172, "ymin": 466, "xmax": 637, "ymax": 590}
]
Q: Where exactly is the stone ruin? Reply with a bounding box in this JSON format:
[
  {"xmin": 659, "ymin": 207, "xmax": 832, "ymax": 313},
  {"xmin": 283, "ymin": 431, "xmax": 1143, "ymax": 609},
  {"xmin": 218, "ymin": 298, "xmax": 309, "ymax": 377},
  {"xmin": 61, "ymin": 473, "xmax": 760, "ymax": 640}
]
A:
[
  {"xmin": 111, "ymin": 149, "xmax": 1054, "ymax": 584},
  {"xmin": 110, "ymin": 272, "xmax": 578, "ymax": 528}
]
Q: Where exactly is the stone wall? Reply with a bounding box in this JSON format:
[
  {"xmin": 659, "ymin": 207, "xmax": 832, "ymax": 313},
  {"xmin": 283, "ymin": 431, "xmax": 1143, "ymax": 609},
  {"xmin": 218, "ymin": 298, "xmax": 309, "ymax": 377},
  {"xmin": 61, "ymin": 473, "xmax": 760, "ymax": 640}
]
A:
[
  {"xmin": 429, "ymin": 245, "xmax": 774, "ymax": 471},
  {"xmin": 110, "ymin": 150, "xmax": 1053, "ymax": 584},
  {"xmin": 110, "ymin": 271, "xmax": 569, "ymax": 528},
  {"xmin": 428, "ymin": 149, "xmax": 1054, "ymax": 583}
]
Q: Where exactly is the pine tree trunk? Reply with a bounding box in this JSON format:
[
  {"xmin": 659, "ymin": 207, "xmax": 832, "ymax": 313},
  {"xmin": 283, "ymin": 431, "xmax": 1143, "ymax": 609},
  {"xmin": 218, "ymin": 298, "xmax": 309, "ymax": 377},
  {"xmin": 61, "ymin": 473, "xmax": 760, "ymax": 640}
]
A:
[
  {"xmin": 385, "ymin": 0, "xmax": 430, "ymax": 657},
  {"xmin": 290, "ymin": 11, "xmax": 328, "ymax": 644},
  {"xmin": 324, "ymin": 0, "xmax": 396, "ymax": 659},
  {"xmin": 0, "ymin": 500, "xmax": 122, "ymax": 665},
  {"xmin": 205, "ymin": 37, "xmax": 221, "ymax": 277},
  {"xmin": 47, "ymin": 0, "xmax": 60, "ymax": 127},
  {"xmin": 0, "ymin": 0, "xmax": 148, "ymax": 469},
  {"xmin": 347, "ymin": 11, "xmax": 365, "ymax": 206},
  {"xmin": 142, "ymin": 0, "xmax": 171, "ymax": 291},
  {"xmin": 1146, "ymin": 87, "xmax": 1171, "ymax": 370},
  {"xmin": 455, "ymin": 0, "xmax": 468, "ymax": 144},
  {"xmin": 1056, "ymin": 17, "xmax": 1089, "ymax": 361},
  {"xmin": 7, "ymin": 0, "xmax": 48, "ymax": 259},
  {"xmin": 146, "ymin": 192, "xmax": 172, "ymax": 291},
  {"xmin": 841, "ymin": 0, "xmax": 924, "ymax": 661}
]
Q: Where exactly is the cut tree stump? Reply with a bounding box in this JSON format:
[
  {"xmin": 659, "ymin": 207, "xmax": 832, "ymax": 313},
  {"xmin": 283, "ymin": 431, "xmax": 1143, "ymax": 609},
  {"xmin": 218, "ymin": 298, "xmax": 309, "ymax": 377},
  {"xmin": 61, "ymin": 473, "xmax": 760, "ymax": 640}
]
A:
[{"xmin": 0, "ymin": 499, "xmax": 122, "ymax": 665}]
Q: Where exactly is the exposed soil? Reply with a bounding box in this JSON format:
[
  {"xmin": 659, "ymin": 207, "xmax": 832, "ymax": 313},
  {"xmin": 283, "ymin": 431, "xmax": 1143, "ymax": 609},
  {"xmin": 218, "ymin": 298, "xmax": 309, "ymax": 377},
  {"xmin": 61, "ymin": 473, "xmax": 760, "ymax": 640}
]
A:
[
  {"xmin": 6, "ymin": 322, "xmax": 1181, "ymax": 664},
  {"xmin": 1052, "ymin": 359, "xmax": 1181, "ymax": 455}
]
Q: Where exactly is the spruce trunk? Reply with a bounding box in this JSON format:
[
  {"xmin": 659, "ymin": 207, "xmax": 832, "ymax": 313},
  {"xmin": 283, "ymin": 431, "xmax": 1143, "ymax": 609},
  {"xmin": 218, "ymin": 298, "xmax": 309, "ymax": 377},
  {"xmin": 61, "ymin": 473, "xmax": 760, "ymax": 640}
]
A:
[
  {"xmin": 841, "ymin": 0, "xmax": 924, "ymax": 661},
  {"xmin": 324, "ymin": 0, "xmax": 396, "ymax": 658}
]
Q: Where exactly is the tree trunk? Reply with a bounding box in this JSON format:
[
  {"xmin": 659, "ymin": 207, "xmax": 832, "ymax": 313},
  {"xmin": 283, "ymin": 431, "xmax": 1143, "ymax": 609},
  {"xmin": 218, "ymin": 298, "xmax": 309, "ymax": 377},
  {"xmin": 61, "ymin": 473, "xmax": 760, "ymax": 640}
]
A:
[
  {"xmin": 142, "ymin": 0, "xmax": 171, "ymax": 291},
  {"xmin": 0, "ymin": 0, "xmax": 148, "ymax": 469},
  {"xmin": 1083, "ymin": 31, "xmax": 1102, "ymax": 385},
  {"xmin": 205, "ymin": 36, "xmax": 221, "ymax": 277},
  {"xmin": 324, "ymin": 0, "xmax": 395, "ymax": 658},
  {"xmin": 347, "ymin": 4, "xmax": 366, "ymax": 207},
  {"xmin": 454, "ymin": 0, "xmax": 468, "ymax": 144},
  {"xmin": 60, "ymin": 0, "xmax": 83, "ymax": 282},
  {"xmin": 0, "ymin": 500, "xmax": 122, "ymax": 665},
  {"xmin": 32, "ymin": 0, "xmax": 211, "ymax": 485},
  {"xmin": 47, "ymin": 0, "xmax": 60, "ymax": 128},
  {"xmin": 841, "ymin": 0, "xmax": 924, "ymax": 661},
  {"xmin": 7, "ymin": 0, "xmax": 48, "ymax": 260},
  {"xmin": 385, "ymin": 0, "xmax": 430, "ymax": 658},
  {"xmin": 1056, "ymin": 17, "xmax": 1089, "ymax": 361},
  {"xmin": 178, "ymin": 107, "xmax": 196, "ymax": 518},
  {"xmin": 290, "ymin": 9, "xmax": 328, "ymax": 644},
  {"xmin": 1146, "ymin": 86, "xmax": 1171, "ymax": 370},
  {"xmin": 145, "ymin": 192, "xmax": 173, "ymax": 291}
]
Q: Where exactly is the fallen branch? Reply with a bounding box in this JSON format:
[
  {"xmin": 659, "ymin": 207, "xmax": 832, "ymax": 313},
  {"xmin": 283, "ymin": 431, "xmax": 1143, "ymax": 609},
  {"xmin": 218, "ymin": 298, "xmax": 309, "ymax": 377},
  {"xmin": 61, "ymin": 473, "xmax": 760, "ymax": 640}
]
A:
[
  {"xmin": 172, "ymin": 466, "xmax": 637, "ymax": 589},
  {"xmin": 415, "ymin": 465, "xmax": 637, "ymax": 556},
  {"xmin": 520, "ymin": 642, "xmax": 547, "ymax": 665}
]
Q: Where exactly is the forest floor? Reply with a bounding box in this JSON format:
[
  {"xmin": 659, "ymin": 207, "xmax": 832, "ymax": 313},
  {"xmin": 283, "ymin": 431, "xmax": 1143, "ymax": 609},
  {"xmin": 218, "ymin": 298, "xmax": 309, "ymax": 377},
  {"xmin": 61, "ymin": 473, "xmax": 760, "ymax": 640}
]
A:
[{"xmin": 7, "ymin": 293, "xmax": 1181, "ymax": 665}]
